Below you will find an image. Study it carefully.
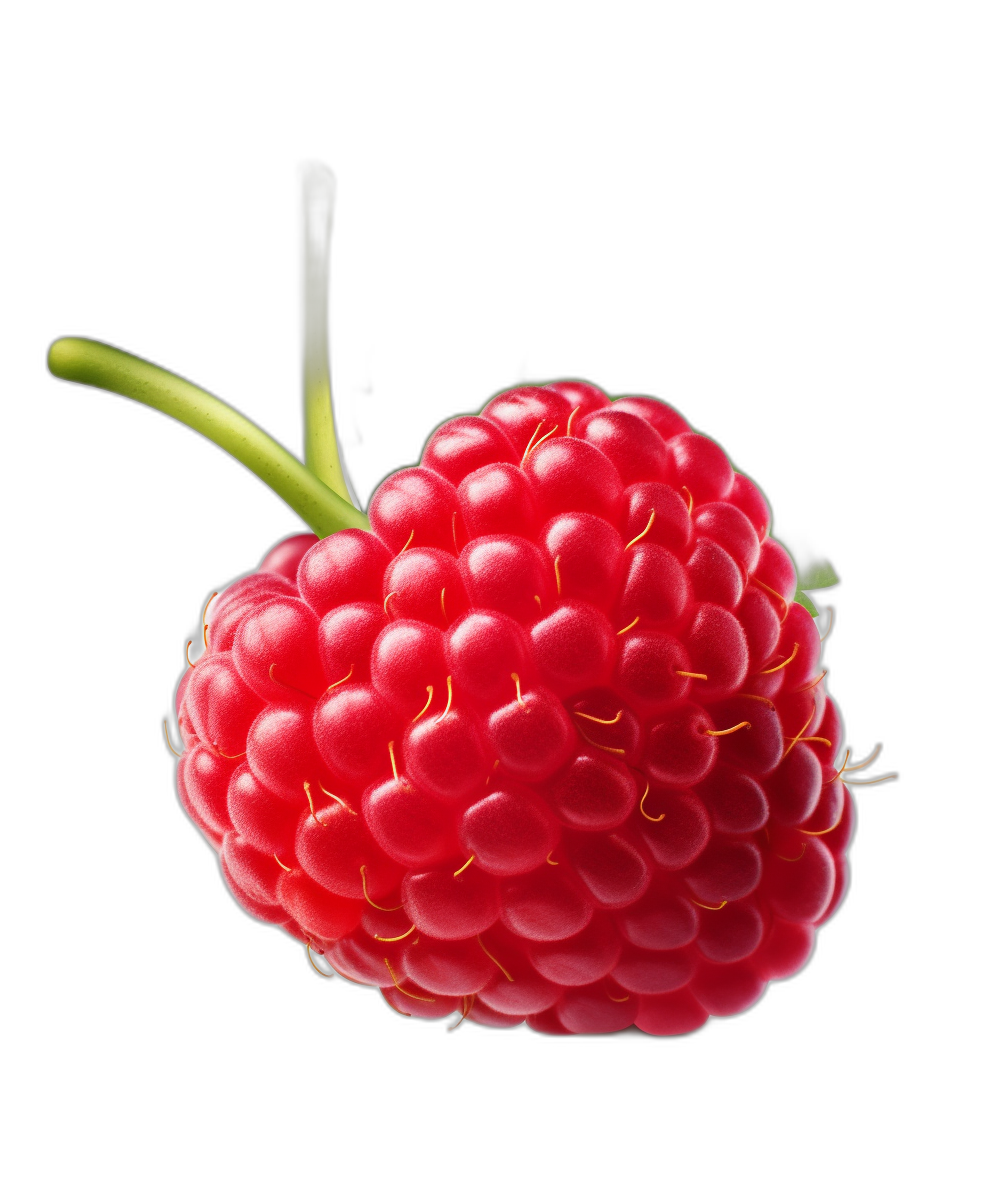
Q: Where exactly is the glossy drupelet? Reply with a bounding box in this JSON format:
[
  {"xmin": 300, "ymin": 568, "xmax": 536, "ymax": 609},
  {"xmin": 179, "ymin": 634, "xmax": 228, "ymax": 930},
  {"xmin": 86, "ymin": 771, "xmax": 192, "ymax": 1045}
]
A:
[{"xmin": 175, "ymin": 381, "xmax": 851, "ymax": 1036}]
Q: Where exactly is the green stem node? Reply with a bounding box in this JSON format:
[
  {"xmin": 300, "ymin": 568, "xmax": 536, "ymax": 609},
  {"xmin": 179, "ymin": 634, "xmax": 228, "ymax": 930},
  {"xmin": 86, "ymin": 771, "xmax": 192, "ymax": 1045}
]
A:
[{"xmin": 47, "ymin": 337, "xmax": 370, "ymax": 538}]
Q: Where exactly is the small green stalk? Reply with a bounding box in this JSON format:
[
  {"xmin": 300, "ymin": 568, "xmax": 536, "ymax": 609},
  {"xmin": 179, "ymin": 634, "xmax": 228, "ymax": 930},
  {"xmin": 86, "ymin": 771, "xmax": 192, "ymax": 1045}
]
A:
[
  {"xmin": 47, "ymin": 336, "xmax": 370, "ymax": 538},
  {"xmin": 302, "ymin": 163, "xmax": 356, "ymax": 505}
]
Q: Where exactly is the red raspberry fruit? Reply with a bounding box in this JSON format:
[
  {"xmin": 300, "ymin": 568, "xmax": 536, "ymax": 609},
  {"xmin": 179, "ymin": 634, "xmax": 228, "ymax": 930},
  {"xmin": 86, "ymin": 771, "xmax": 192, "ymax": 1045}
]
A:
[
  {"xmin": 165, "ymin": 380, "xmax": 848, "ymax": 1037},
  {"xmin": 51, "ymin": 339, "xmax": 852, "ymax": 1034}
]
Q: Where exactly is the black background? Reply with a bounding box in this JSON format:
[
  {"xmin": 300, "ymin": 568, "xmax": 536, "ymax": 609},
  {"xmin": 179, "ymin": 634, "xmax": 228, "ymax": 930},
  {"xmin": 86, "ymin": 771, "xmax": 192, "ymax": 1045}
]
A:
[{"xmin": 37, "ymin": 136, "xmax": 923, "ymax": 1098}]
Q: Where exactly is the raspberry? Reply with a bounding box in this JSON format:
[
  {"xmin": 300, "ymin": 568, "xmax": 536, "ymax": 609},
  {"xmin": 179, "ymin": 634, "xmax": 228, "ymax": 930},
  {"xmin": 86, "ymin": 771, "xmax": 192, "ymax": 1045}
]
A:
[
  {"xmin": 48, "ymin": 168, "xmax": 890, "ymax": 1036},
  {"xmin": 169, "ymin": 379, "xmax": 853, "ymax": 1037}
]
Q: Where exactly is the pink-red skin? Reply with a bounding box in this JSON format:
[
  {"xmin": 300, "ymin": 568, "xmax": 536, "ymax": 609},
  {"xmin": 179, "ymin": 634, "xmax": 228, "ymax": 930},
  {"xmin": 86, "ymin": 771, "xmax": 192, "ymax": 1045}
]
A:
[{"xmin": 175, "ymin": 381, "xmax": 852, "ymax": 1035}]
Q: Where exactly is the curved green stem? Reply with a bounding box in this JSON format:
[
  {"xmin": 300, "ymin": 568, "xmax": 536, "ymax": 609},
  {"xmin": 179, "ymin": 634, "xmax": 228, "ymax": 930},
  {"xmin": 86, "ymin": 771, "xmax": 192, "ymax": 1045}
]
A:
[
  {"xmin": 47, "ymin": 337, "xmax": 370, "ymax": 537},
  {"xmin": 302, "ymin": 163, "xmax": 355, "ymax": 504}
]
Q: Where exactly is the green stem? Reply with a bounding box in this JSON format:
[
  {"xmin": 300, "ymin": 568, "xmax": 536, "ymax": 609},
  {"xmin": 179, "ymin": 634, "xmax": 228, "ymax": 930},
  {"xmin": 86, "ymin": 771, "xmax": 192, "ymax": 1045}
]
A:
[
  {"xmin": 302, "ymin": 164, "xmax": 355, "ymax": 504},
  {"xmin": 47, "ymin": 337, "xmax": 370, "ymax": 538}
]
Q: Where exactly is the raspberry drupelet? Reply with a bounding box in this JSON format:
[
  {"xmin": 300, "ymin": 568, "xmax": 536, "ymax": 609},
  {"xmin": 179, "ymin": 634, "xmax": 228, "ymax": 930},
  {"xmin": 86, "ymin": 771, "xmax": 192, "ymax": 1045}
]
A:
[{"xmin": 174, "ymin": 380, "xmax": 851, "ymax": 1036}]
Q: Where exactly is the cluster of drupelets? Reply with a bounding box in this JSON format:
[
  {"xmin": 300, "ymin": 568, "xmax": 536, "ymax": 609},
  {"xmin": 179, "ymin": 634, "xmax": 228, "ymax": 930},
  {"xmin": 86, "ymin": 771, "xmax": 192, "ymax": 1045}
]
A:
[{"xmin": 174, "ymin": 380, "xmax": 871, "ymax": 1036}]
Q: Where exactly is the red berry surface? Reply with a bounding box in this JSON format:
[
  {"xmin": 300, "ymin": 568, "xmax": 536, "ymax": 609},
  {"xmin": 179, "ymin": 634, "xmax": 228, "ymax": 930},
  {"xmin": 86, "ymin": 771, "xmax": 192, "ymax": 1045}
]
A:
[{"xmin": 175, "ymin": 383, "xmax": 851, "ymax": 1035}]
